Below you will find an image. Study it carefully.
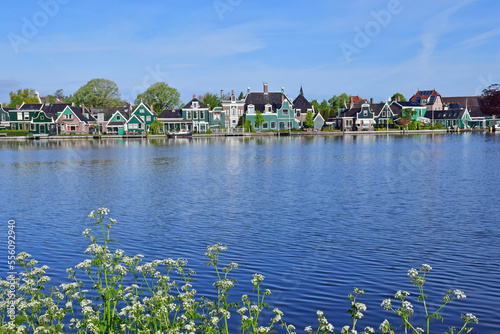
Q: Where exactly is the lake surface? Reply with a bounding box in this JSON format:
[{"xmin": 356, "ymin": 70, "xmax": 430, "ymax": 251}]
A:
[{"xmin": 1, "ymin": 133, "xmax": 500, "ymax": 333}]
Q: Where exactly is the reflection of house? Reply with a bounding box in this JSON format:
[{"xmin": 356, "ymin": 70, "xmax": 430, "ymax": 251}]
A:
[
  {"xmin": 55, "ymin": 105, "xmax": 95, "ymax": 134},
  {"xmin": 158, "ymin": 108, "xmax": 193, "ymax": 132},
  {"xmin": 222, "ymin": 90, "xmax": 245, "ymax": 128},
  {"xmin": 183, "ymin": 96, "xmax": 209, "ymax": 133},
  {"xmin": 424, "ymin": 103, "xmax": 471, "ymax": 129},
  {"xmin": 409, "ymin": 90, "xmax": 443, "ymax": 111},
  {"xmin": 245, "ymin": 83, "xmax": 300, "ymax": 131}
]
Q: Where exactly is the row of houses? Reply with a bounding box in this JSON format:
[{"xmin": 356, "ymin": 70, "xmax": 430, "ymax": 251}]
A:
[
  {"xmin": 329, "ymin": 90, "xmax": 495, "ymax": 131},
  {"xmin": 0, "ymin": 84, "xmax": 496, "ymax": 135}
]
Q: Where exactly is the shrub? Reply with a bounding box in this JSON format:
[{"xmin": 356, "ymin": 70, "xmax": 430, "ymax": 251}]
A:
[{"xmin": 0, "ymin": 130, "xmax": 30, "ymax": 136}]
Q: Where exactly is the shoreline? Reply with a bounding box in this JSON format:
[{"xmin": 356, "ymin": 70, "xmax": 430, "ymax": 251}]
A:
[{"xmin": 1, "ymin": 128, "xmax": 494, "ymax": 141}]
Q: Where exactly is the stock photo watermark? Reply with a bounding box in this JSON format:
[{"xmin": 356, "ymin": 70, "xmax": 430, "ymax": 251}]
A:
[
  {"xmin": 8, "ymin": 0, "xmax": 71, "ymax": 53},
  {"xmin": 340, "ymin": 0, "xmax": 408, "ymax": 63},
  {"xmin": 6, "ymin": 220, "xmax": 17, "ymax": 324},
  {"xmin": 129, "ymin": 65, "xmax": 169, "ymax": 102},
  {"xmin": 213, "ymin": 0, "xmax": 243, "ymax": 20}
]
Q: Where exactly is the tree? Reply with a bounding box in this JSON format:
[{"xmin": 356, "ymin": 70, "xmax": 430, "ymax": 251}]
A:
[
  {"xmin": 238, "ymin": 92, "xmax": 245, "ymax": 100},
  {"xmin": 328, "ymin": 93, "xmax": 350, "ymax": 117},
  {"xmin": 391, "ymin": 92, "xmax": 406, "ymax": 102},
  {"xmin": 305, "ymin": 110, "xmax": 315, "ymax": 128},
  {"xmin": 8, "ymin": 88, "xmax": 39, "ymax": 107},
  {"xmin": 319, "ymin": 99, "xmax": 331, "ymax": 122},
  {"xmin": 481, "ymin": 84, "xmax": 500, "ymax": 116},
  {"xmin": 397, "ymin": 108, "xmax": 416, "ymax": 131},
  {"xmin": 54, "ymin": 89, "xmax": 65, "ymax": 100},
  {"xmin": 311, "ymin": 99, "xmax": 320, "ymax": 113},
  {"xmin": 135, "ymin": 82, "xmax": 181, "ymax": 114},
  {"xmin": 254, "ymin": 111, "xmax": 265, "ymax": 131},
  {"xmin": 198, "ymin": 92, "xmax": 221, "ymax": 109},
  {"xmin": 148, "ymin": 119, "xmax": 163, "ymax": 135},
  {"xmin": 73, "ymin": 79, "xmax": 122, "ymax": 108}
]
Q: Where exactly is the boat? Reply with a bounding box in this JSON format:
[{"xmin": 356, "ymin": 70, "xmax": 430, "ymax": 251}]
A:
[{"xmin": 167, "ymin": 130, "xmax": 192, "ymax": 139}]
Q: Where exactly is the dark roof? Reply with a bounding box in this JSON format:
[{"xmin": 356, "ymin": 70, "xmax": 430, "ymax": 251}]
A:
[
  {"xmin": 370, "ymin": 103, "xmax": 385, "ymax": 116},
  {"xmin": 107, "ymin": 121, "xmax": 126, "ymax": 126},
  {"xmin": 424, "ymin": 109, "xmax": 466, "ymax": 120},
  {"xmin": 293, "ymin": 94, "xmax": 313, "ymax": 112},
  {"xmin": 245, "ymin": 92, "xmax": 290, "ymax": 112},
  {"xmin": 183, "ymin": 98, "xmax": 208, "ymax": 109},
  {"xmin": 468, "ymin": 106, "xmax": 485, "ymax": 117},
  {"xmin": 393, "ymin": 101, "xmax": 424, "ymax": 108},
  {"xmin": 159, "ymin": 109, "xmax": 183, "ymax": 119},
  {"xmin": 340, "ymin": 107, "xmax": 360, "ymax": 118},
  {"xmin": 43, "ymin": 103, "xmax": 72, "ymax": 117},
  {"xmin": 20, "ymin": 103, "xmax": 43, "ymax": 110},
  {"xmin": 442, "ymin": 96, "xmax": 482, "ymax": 108},
  {"xmin": 93, "ymin": 107, "xmax": 131, "ymax": 121},
  {"xmin": 69, "ymin": 106, "xmax": 94, "ymax": 123}
]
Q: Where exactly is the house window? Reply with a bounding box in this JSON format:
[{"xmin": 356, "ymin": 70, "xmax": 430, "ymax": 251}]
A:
[
  {"xmin": 31, "ymin": 124, "xmax": 35, "ymax": 131},
  {"xmin": 187, "ymin": 111, "xmax": 191, "ymax": 119},
  {"xmin": 17, "ymin": 112, "xmax": 22, "ymax": 120},
  {"xmin": 363, "ymin": 110, "xmax": 368, "ymax": 116},
  {"xmin": 146, "ymin": 116, "xmax": 151, "ymax": 122},
  {"xmin": 214, "ymin": 114, "xmax": 220, "ymax": 121},
  {"xmin": 200, "ymin": 111, "xmax": 205, "ymax": 119},
  {"xmin": 381, "ymin": 111, "xmax": 386, "ymax": 117},
  {"xmin": 24, "ymin": 113, "xmax": 29, "ymax": 120},
  {"xmin": 287, "ymin": 121, "xmax": 292, "ymax": 129},
  {"xmin": 271, "ymin": 121, "xmax": 276, "ymax": 129},
  {"xmin": 116, "ymin": 115, "xmax": 121, "ymax": 121},
  {"xmin": 239, "ymin": 109, "xmax": 243, "ymax": 116},
  {"xmin": 64, "ymin": 114, "xmax": 73, "ymax": 120},
  {"xmin": 194, "ymin": 111, "xmax": 198, "ymax": 119},
  {"xmin": 193, "ymin": 102, "xmax": 198, "ymax": 108},
  {"xmin": 296, "ymin": 109, "xmax": 301, "ymax": 116},
  {"xmin": 279, "ymin": 122, "xmax": 285, "ymax": 130},
  {"xmin": 283, "ymin": 109, "xmax": 289, "ymax": 115},
  {"xmin": 248, "ymin": 105, "xmax": 255, "ymax": 114},
  {"xmin": 263, "ymin": 122, "xmax": 268, "ymax": 129}
]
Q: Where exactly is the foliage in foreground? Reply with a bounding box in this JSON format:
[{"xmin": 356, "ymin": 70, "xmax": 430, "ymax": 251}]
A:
[{"xmin": 1, "ymin": 209, "xmax": 478, "ymax": 333}]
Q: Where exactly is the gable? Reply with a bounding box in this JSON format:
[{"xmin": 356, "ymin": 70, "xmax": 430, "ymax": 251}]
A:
[{"xmin": 127, "ymin": 114, "xmax": 143, "ymax": 124}]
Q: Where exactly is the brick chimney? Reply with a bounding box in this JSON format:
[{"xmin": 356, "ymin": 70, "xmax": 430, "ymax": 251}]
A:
[
  {"xmin": 281, "ymin": 87, "xmax": 285, "ymax": 103},
  {"xmin": 82, "ymin": 103, "xmax": 85, "ymax": 116},
  {"xmin": 263, "ymin": 82, "xmax": 268, "ymax": 94},
  {"xmin": 16, "ymin": 104, "xmax": 19, "ymax": 109},
  {"xmin": 231, "ymin": 89, "xmax": 234, "ymax": 96},
  {"xmin": 193, "ymin": 94, "xmax": 196, "ymax": 99},
  {"xmin": 370, "ymin": 98, "xmax": 373, "ymax": 104},
  {"xmin": 90, "ymin": 105, "xmax": 94, "ymax": 115},
  {"xmin": 45, "ymin": 96, "xmax": 49, "ymax": 104}
]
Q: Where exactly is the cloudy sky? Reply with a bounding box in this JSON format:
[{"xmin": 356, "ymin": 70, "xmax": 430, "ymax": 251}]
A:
[{"xmin": 1, "ymin": 0, "xmax": 499, "ymax": 104}]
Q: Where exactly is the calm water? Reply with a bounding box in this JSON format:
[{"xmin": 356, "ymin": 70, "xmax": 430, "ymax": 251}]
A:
[{"xmin": 1, "ymin": 134, "xmax": 500, "ymax": 333}]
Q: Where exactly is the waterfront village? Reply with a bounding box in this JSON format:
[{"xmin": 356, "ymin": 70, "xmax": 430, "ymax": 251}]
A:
[{"xmin": 0, "ymin": 82, "xmax": 499, "ymax": 138}]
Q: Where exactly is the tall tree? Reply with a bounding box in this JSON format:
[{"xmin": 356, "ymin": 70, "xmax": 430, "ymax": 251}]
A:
[
  {"xmin": 198, "ymin": 92, "xmax": 221, "ymax": 109},
  {"xmin": 54, "ymin": 89, "xmax": 65, "ymax": 100},
  {"xmin": 238, "ymin": 92, "xmax": 245, "ymax": 100},
  {"xmin": 305, "ymin": 110, "xmax": 315, "ymax": 128},
  {"xmin": 319, "ymin": 99, "xmax": 330, "ymax": 122},
  {"xmin": 135, "ymin": 82, "xmax": 181, "ymax": 114},
  {"xmin": 8, "ymin": 88, "xmax": 39, "ymax": 107},
  {"xmin": 391, "ymin": 92, "xmax": 406, "ymax": 102},
  {"xmin": 311, "ymin": 100, "xmax": 320, "ymax": 114},
  {"xmin": 254, "ymin": 111, "xmax": 265, "ymax": 131},
  {"xmin": 481, "ymin": 84, "xmax": 500, "ymax": 116},
  {"xmin": 73, "ymin": 79, "xmax": 122, "ymax": 108},
  {"xmin": 327, "ymin": 93, "xmax": 349, "ymax": 117}
]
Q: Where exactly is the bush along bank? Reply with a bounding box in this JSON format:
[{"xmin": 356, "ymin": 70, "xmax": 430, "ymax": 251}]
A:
[{"xmin": 1, "ymin": 209, "xmax": 478, "ymax": 333}]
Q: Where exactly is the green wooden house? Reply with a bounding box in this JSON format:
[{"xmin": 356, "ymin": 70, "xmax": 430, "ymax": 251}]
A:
[
  {"xmin": 182, "ymin": 96, "xmax": 210, "ymax": 133},
  {"xmin": 131, "ymin": 102, "xmax": 155, "ymax": 131},
  {"xmin": 245, "ymin": 83, "xmax": 300, "ymax": 131},
  {"xmin": 0, "ymin": 105, "xmax": 11, "ymax": 129},
  {"xmin": 8, "ymin": 103, "xmax": 56, "ymax": 134},
  {"xmin": 424, "ymin": 103, "xmax": 472, "ymax": 129}
]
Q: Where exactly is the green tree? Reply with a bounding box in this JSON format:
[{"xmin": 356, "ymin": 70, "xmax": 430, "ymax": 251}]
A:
[
  {"xmin": 73, "ymin": 79, "xmax": 122, "ymax": 108},
  {"xmin": 148, "ymin": 119, "xmax": 163, "ymax": 135},
  {"xmin": 397, "ymin": 108, "xmax": 416, "ymax": 131},
  {"xmin": 8, "ymin": 88, "xmax": 40, "ymax": 108},
  {"xmin": 198, "ymin": 92, "xmax": 221, "ymax": 109},
  {"xmin": 391, "ymin": 92, "xmax": 406, "ymax": 102},
  {"xmin": 238, "ymin": 92, "xmax": 245, "ymax": 100},
  {"xmin": 327, "ymin": 93, "xmax": 349, "ymax": 117},
  {"xmin": 135, "ymin": 82, "xmax": 181, "ymax": 114},
  {"xmin": 319, "ymin": 99, "xmax": 330, "ymax": 122},
  {"xmin": 311, "ymin": 99, "xmax": 320, "ymax": 114},
  {"xmin": 305, "ymin": 110, "xmax": 315, "ymax": 128},
  {"xmin": 254, "ymin": 111, "xmax": 265, "ymax": 131}
]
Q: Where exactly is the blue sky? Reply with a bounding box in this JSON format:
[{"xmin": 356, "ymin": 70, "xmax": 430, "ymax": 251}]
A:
[{"xmin": 1, "ymin": 0, "xmax": 499, "ymax": 105}]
